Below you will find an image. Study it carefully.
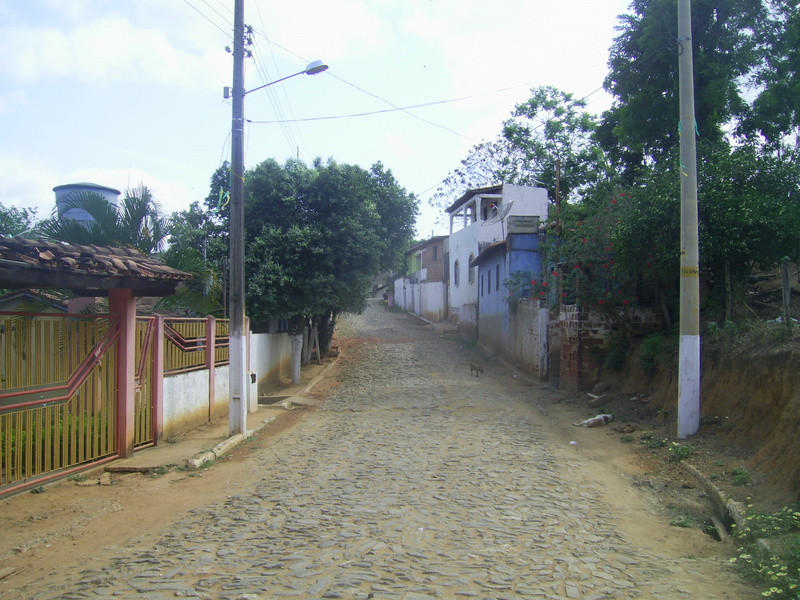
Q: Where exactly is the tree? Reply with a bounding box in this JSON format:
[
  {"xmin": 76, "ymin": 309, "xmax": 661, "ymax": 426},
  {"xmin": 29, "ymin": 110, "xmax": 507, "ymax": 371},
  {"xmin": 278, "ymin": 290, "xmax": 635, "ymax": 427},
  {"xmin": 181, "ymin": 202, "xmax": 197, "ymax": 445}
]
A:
[
  {"xmin": 599, "ymin": 0, "xmax": 768, "ymax": 176},
  {"xmin": 747, "ymin": 1, "xmax": 800, "ymax": 149},
  {"xmin": 433, "ymin": 86, "xmax": 609, "ymax": 211},
  {"xmin": 243, "ymin": 158, "xmax": 417, "ymax": 331},
  {"xmin": 0, "ymin": 202, "xmax": 37, "ymax": 237},
  {"xmin": 37, "ymin": 184, "xmax": 169, "ymax": 255},
  {"xmin": 168, "ymin": 163, "xmax": 232, "ymax": 309}
]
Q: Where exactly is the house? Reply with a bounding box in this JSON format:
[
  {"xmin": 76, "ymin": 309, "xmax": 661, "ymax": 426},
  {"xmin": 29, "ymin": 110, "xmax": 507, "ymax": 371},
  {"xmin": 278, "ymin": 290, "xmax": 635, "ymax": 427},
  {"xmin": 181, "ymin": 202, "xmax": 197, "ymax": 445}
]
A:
[
  {"xmin": 445, "ymin": 183, "xmax": 549, "ymax": 337},
  {"xmin": 394, "ymin": 235, "xmax": 448, "ymax": 322},
  {"xmin": 470, "ymin": 219, "xmax": 547, "ymax": 366},
  {"xmin": 0, "ymin": 289, "xmax": 68, "ymax": 313}
]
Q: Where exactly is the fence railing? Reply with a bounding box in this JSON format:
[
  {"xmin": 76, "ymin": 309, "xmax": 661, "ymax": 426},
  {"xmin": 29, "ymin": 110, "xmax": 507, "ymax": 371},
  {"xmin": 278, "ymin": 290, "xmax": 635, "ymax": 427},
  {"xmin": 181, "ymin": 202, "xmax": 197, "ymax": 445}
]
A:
[
  {"xmin": 0, "ymin": 313, "xmax": 119, "ymax": 490},
  {"xmin": 164, "ymin": 317, "xmax": 229, "ymax": 375}
]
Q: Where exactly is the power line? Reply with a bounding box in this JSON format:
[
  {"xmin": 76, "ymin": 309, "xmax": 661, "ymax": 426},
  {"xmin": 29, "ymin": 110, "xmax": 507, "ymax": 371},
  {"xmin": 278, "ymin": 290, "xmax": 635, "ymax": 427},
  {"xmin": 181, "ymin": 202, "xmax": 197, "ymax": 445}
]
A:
[{"xmin": 181, "ymin": 0, "xmax": 231, "ymax": 38}]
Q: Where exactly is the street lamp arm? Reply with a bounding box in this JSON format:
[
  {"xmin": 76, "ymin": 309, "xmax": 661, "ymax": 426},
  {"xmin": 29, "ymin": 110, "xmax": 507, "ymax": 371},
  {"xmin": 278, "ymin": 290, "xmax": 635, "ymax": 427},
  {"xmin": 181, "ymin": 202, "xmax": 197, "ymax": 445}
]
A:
[{"xmin": 244, "ymin": 61, "xmax": 328, "ymax": 96}]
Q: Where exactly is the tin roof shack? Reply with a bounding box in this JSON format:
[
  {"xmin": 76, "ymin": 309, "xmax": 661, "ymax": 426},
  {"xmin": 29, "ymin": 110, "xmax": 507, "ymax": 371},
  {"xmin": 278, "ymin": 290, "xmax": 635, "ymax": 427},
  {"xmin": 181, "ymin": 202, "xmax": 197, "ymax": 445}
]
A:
[{"xmin": 445, "ymin": 183, "xmax": 548, "ymax": 337}]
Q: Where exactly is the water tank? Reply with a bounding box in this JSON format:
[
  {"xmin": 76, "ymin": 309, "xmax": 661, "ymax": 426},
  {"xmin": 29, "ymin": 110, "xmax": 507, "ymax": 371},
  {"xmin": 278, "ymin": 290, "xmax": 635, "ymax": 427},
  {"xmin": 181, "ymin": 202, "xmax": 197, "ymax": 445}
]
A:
[{"xmin": 53, "ymin": 182, "xmax": 121, "ymax": 223}]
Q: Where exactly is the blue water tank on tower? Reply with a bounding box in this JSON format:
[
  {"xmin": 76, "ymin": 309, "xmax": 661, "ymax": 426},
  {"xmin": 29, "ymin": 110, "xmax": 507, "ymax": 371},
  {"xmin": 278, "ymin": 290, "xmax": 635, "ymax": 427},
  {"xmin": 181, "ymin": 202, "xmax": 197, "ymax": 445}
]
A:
[{"xmin": 53, "ymin": 182, "xmax": 121, "ymax": 223}]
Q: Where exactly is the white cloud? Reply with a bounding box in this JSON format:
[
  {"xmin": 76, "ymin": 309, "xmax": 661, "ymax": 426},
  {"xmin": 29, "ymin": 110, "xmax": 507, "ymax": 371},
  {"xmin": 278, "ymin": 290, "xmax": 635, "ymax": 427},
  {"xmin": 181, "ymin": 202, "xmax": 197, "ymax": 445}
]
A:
[
  {"xmin": 254, "ymin": 0, "xmax": 393, "ymax": 63},
  {"xmin": 0, "ymin": 16, "xmax": 228, "ymax": 92}
]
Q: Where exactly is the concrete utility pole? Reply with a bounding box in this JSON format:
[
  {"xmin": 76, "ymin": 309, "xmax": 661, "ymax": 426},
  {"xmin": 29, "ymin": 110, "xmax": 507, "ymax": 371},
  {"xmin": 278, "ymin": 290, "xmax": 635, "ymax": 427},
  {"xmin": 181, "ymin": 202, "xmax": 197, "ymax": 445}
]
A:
[
  {"xmin": 677, "ymin": 0, "xmax": 701, "ymax": 438},
  {"xmin": 229, "ymin": 0, "xmax": 248, "ymax": 436}
]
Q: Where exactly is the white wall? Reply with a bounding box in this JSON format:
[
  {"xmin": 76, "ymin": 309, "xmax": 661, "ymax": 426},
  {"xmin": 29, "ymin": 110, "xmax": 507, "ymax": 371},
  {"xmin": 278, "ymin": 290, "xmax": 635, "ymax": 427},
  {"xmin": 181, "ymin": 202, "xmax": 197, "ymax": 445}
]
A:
[
  {"xmin": 163, "ymin": 370, "xmax": 215, "ymax": 438},
  {"xmin": 161, "ymin": 332, "xmax": 291, "ymax": 439},
  {"xmin": 395, "ymin": 277, "xmax": 447, "ymax": 322},
  {"xmin": 250, "ymin": 332, "xmax": 293, "ymax": 393}
]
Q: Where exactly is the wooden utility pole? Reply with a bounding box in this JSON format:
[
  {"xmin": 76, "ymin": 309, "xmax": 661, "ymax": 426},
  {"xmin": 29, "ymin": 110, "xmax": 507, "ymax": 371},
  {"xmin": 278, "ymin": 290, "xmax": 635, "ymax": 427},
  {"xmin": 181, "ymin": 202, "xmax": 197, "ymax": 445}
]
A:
[{"xmin": 677, "ymin": 0, "xmax": 701, "ymax": 438}]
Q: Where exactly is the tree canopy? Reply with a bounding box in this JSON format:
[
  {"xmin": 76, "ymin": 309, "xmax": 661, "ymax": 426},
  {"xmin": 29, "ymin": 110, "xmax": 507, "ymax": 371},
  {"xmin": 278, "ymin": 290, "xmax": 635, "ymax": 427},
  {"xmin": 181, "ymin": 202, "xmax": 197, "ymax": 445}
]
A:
[
  {"xmin": 0, "ymin": 202, "xmax": 37, "ymax": 237},
  {"xmin": 242, "ymin": 158, "xmax": 417, "ymax": 331}
]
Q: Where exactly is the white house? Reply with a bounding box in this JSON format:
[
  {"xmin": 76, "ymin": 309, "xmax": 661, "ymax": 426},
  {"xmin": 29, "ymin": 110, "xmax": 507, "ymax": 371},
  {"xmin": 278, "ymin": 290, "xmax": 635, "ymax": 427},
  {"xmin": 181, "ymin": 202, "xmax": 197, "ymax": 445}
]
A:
[
  {"xmin": 445, "ymin": 183, "xmax": 549, "ymax": 337},
  {"xmin": 394, "ymin": 236, "xmax": 448, "ymax": 322}
]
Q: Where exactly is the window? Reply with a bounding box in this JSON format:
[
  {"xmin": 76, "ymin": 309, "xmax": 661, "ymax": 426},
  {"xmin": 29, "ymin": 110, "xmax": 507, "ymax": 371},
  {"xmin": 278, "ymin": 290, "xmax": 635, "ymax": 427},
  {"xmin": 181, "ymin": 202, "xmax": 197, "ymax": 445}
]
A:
[
  {"xmin": 432, "ymin": 246, "xmax": 438, "ymax": 261},
  {"xmin": 454, "ymin": 260, "xmax": 460, "ymax": 287},
  {"xmin": 487, "ymin": 270, "xmax": 491, "ymax": 294},
  {"xmin": 481, "ymin": 274, "xmax": 484, "ymax": 296},
  {"xmin": 495, "ymin": 264, "xmax": 500, "ymax": 291},
  {"xmin": 468, "ymin": 254, "xmax": 475, "ymax": 284}
]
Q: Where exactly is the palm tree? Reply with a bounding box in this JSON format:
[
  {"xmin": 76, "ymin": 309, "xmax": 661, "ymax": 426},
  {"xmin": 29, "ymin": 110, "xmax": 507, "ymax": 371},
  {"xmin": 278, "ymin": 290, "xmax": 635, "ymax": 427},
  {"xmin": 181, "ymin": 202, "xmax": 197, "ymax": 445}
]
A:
[{"xmin": 37, "ymin": 184, "xmax": 169, "ymax": 255}]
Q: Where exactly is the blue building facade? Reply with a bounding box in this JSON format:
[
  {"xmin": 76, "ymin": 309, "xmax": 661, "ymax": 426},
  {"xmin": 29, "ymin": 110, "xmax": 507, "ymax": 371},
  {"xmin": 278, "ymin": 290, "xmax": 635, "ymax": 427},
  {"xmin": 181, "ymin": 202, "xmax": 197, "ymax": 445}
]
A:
[{"xmin": 471, "ymin": 231, "xmax": 544, "ymax": 356}]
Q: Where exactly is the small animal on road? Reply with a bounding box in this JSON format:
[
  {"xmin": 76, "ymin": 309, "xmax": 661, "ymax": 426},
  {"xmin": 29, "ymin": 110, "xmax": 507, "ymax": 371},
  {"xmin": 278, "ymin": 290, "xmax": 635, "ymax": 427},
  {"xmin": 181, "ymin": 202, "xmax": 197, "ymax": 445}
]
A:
[
  {"xmin": 572, "ymin": 414, "xmax": 615, "ymax": 427},
  {"xmin": 469, "ymin": 363, "xmax": 484, "ymax": 377}
]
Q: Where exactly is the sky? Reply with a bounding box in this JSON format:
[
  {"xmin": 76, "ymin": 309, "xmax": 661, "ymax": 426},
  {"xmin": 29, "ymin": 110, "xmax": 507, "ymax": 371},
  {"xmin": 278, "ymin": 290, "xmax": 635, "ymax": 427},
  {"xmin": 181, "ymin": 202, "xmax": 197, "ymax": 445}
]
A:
[{"xmin": 0, "ymin": 0, "xmax": 632, "ymax": 238}]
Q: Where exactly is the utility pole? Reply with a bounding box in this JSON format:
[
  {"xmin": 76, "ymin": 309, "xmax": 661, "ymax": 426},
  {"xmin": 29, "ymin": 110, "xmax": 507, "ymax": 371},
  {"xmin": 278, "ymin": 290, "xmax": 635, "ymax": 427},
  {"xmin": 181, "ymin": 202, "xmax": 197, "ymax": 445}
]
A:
[
  {"xmin": 229, "ymin": 0, "xmax": 248, "ymax": 436},
  {"xmin": 677, "ymin": 0, "xmax": 701, "ymax": 438}
]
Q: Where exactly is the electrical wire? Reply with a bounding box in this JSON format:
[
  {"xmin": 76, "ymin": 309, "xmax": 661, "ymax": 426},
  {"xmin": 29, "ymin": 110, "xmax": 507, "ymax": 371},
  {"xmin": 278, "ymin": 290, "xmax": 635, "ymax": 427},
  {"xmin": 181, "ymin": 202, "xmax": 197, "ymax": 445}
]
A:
[{"xmin": 180, "ymin": 0, "xmax": 231, "ymax": 39}]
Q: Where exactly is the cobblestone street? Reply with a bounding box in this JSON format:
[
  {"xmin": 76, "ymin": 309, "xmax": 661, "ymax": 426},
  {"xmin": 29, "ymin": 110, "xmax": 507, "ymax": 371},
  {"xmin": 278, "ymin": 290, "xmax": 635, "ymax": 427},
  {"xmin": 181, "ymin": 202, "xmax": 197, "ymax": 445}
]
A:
[{"xmin": 12, "ymin": 299, "xmax": 755, "ymax": 600}]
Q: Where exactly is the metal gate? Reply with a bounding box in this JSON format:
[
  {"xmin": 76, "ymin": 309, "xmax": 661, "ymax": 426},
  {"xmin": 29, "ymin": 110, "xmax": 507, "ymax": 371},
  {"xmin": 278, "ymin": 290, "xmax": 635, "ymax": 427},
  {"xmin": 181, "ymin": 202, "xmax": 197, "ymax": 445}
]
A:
[
  {"xmin": 0, "ymin": 313, "xmax": 119, "ymax": 493},
  {"xmin": 134, "ymin": 317, "xmax": 156, "ymax": 448}
]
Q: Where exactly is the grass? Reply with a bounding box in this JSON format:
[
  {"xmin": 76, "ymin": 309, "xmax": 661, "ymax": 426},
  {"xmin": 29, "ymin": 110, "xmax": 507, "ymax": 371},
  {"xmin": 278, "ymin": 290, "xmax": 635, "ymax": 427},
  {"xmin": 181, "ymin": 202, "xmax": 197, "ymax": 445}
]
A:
[
  {"xmin": 671, "ymin": 516, "xmax": 693, "ymax": 528},
  {"xmin": 731, "ymin": 504, "xmax": 800, "ymax": 599},
  {"xmin": 669, "ymin": 442, "xmax": 694, "ymax": 462},
  {"xmin": 733, "ymin": 465, "xmax": 753, "ymax": 486}
]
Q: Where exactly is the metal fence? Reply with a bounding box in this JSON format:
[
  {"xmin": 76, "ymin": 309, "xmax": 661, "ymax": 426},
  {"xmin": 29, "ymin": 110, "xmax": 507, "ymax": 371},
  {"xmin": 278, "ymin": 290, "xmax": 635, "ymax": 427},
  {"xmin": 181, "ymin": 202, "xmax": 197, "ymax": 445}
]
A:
[
  {"xmin": 164, "ymin": 317, "xmax": 229, "ymax": 375},
  {"xmin": 0, "ymin": 313, "xmax": 119, "ymax": 491}
]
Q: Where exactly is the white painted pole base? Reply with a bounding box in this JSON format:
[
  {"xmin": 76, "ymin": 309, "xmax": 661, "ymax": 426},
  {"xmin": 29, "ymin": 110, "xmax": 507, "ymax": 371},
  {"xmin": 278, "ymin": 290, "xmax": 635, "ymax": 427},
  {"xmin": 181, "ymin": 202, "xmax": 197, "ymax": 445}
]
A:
[
  {"xmin": 677, "ymin": 334, "xmax": 701, "ymax": 438},
  {"xmin": 229, "ymin": 333, "xmax": 248, "ymax": 436}
]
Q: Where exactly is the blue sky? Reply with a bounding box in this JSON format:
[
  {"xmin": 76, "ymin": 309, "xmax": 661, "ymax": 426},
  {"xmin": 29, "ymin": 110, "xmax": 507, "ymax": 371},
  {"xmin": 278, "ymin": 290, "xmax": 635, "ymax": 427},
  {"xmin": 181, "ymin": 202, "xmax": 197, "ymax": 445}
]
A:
[{"xmin": 0, "ymin": 0, "xmax": 631, "ymax": 237}]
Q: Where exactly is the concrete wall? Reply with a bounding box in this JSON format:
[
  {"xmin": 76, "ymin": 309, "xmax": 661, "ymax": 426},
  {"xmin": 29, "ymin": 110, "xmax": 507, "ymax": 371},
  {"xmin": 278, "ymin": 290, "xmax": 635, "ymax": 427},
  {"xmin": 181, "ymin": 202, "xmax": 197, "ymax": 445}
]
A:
[
  {"xmin": 250, "ymin": 331, "xmax": 293, "ymax": 393},
  {"xmin": 394, "ymin": 277, "xmax": 447, "ymax": 323},
  {"xmin": 161, "ymin": 332, "xmax": 291, "ymax": 439},
  {"xmin": 163, "ymin": 370, "xmax": 214, "ymax": 438}
]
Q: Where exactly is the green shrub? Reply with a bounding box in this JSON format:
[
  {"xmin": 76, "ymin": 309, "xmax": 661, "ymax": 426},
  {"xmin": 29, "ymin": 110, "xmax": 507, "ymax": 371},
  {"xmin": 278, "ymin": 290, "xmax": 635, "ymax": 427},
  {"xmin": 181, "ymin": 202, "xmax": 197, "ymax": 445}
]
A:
[{"xmin": 669, "ymin": 442, "xmax": 693, "ymax": 462}]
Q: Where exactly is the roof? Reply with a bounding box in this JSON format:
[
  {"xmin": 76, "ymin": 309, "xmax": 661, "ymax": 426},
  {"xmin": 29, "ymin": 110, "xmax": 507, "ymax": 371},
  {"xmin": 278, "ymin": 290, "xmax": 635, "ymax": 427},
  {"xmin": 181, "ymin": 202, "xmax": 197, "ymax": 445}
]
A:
[
  {"xmin": 470, "ymin": 240, "xmax": 507, "ymax": 268},
  {"xmin": 0, "ymin": 236, "xmax": 193, "ymax": 297},
  {"xmin": 52, "ymin": 182, "xmax": 121, "ymax": 195},
  {"xmin": 445, "ymin": 184, "xmax": 503, "ymax": 214},
  {"xmin": 405, "ymin": 235, "xmax": 448, "ymax": 256}
]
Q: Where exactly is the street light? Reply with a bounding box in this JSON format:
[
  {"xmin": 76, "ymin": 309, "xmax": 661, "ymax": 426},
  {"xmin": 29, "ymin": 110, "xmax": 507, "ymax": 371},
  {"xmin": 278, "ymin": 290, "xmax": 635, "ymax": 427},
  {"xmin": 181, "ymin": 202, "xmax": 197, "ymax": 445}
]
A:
[
  {"xmin": 229, "ymin": 0, "xmax": 327, "ymax": 436},
  {"xmin": 244, "ymin": 60, "xmax": 329, "ymax": 95}
]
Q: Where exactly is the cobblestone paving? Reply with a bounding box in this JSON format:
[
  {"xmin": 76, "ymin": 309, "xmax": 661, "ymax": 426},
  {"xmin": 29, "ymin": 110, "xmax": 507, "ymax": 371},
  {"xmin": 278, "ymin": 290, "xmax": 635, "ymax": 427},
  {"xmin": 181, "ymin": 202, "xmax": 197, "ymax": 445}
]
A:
[{"xmin": 22, "ymin": 300, "xmax": 751, "ymax": 600}]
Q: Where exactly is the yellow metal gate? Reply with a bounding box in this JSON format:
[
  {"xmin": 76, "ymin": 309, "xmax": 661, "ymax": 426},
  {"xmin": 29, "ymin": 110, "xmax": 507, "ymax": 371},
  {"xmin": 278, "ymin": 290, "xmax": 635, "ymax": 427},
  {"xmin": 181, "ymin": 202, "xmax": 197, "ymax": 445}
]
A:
[
  {"xmin": 134, "ymin": 317, "xmax": 155, "ymax": 448},
  {"xmin": 0, "ymin": 313, "xmax": 119, "ymax": 493}
]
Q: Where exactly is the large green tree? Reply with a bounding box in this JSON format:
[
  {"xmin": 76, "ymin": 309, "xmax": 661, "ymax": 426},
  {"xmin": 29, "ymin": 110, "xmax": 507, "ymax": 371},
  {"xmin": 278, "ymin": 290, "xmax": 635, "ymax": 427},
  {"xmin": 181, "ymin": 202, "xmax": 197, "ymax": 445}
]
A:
[
  {"xmin": 598, "ymin": 0, "xmax": 768, "ymax": 176},
  {"xmin": 243, "ymin": 158, "xmax": 417, "ymax": 331}
]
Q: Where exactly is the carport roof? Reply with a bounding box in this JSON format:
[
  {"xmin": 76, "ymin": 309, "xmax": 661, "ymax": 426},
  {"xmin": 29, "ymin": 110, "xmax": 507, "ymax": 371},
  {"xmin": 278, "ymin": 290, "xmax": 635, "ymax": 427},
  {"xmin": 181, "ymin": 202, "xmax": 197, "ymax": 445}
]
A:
[{"xmin": 0, "ymin": 236, "xmax": 192, "ymax": 297}]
